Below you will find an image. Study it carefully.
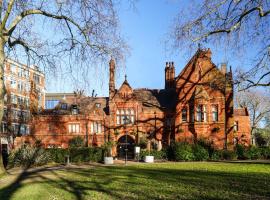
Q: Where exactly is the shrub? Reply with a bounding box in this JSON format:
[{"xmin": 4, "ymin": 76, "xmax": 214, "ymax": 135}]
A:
[
  {"xmin": 236, "ymin": 144, "xmax": 249, "ymax": 160},
  {"xmin": 138, "ymin": 137, "xmax": 147, "ymax": 149},
  {"xmin": 140, "ymin": 149, "xmax": 167, "ymax": 160},
  {"xmin": 246, "ymin": 146, "xmax": 262, "ymax": 160},
  {"xmin": 47, "ymin": 147, "xmax": 103, "ymax": 163},
  {"xmin": 260, "ymin": 146, "xmax": 270, "ymax": 159},
  {"xmin": 46, "ymin": 148, "xmax": 68, "ymax": 163},
  {"xmin": 222, "ymin": 150, "xmax": 237, "ymax": 160},
  {"xmin": 192, "ymin": 145, "xmax": 209, "ymax": 161},
  {"xmin": 171, "ymin": 142, "xmax": 194, "ymax": 161},
  {"xmin": 9, "ymin": 144, "xmax": 51, "ymax": 168},
  {"xmin": 68, "ymin": 136, "xmax": 85, "ymax": 148},
  {"xmin": 197, "ymin": 139, "xmax": 214, "ymax": 157},
  {"xmin": 210, "ymin": 150, "xmax": 223, "ymax": 161}
]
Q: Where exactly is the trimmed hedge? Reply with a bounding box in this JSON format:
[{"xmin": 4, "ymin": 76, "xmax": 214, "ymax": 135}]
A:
[
  {"xmin": 140, "ymin": 149, "xmax": 167, "ymax": 160},
  {"xmin": 46, "ymin": 147, "xmax": 103, "ymax": 164}
]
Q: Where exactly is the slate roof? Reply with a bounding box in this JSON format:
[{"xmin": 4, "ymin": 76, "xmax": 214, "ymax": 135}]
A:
[{"xmin": 133, "ymin": 88, "xmax": 176, "ymax": 111}]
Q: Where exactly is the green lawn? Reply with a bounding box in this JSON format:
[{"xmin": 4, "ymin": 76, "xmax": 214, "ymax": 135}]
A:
[{"xmin": 0, "ymin": 162, "xmax": 269, "ymax": 200}]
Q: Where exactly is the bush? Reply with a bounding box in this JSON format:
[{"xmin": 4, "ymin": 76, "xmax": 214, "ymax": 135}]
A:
[
  {"xmin": 222, "ymin": 150, "xmax": 237, "ymax": 160},
  {"xmin": 246, "ymin": 146, "xmax": 262, "ymax": 160},
  {"xmin": 46, "ymin": 148, "xmax": 68, "ymax": 163},
  {"xmin": 9, "ymin": 144, "xmax": 51, "ymax": 168},
  {"xmin": 47, "ymin": 147, "xmax": 103, "ymax": 163},
  {"xmin": 140, "ymin": 149, "xmax": 167, "ymax": 160},
  {"xmin": 197, "ymin": 139, "xmax": 214, "ymax": 157},
  {"xmin": 171, "ymin": 142, "xmax": 194, "ymax": 161},
  {"xmin": 260, "ymin": 146, "xmax": 270, "ymax": 159},
  {"xmin": 68, "ymin": 136, "xmax": 85, "ymax": 148},
  {"xmin": 210, "ymin": 150, "xmax": 223, "ymax": 161},
  {"xmin": 192, "ymin": 145, "xmax": 209, "ymax": 161},
  {"xmin": 236, "ymin": 144, "xmax": 249, "ymax": 160}
]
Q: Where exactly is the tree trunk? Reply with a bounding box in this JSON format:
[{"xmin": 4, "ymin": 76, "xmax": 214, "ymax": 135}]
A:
[{"xmin": 0, "ymin": 38, "xmax": 7, "ymax": 175}]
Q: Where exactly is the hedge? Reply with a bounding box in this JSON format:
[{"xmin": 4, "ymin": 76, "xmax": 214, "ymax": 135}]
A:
[
  {"xmin": 139, "ymin": 149, "xmax": 167, "ymax": 160},
  {"xmin": 46, "ymin": 147, "xmax": 103, "ymax": 164}
]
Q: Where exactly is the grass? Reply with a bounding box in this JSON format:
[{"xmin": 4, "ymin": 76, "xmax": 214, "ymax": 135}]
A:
[{"xmin": 0, "ymin": 162, "xmax": 269, "ymax": 200}]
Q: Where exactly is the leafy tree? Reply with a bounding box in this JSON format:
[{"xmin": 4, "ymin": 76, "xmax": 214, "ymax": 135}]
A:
[
  {"xmin": 169, "ymin": 0, "xmax": 270, "ymax": 91},
  {"xmin": 0, "ymin": 0, "xmax": 128, "ymax": 174}
]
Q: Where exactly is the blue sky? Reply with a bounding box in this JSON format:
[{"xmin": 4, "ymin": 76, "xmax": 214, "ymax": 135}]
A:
[{"xmin": 46, "ymin": 0, "xmax": 243, "ymax": 96}]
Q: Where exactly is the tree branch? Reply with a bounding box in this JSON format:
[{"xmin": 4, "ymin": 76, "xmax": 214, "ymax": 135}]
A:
[
  {"xmin": 6, "ymin": 9, "xmax": 89, "ymax": 43},
  {"xmin": 1, "ymin": 0, "xmax": 15, "ymax": 30},
  {"xmin": 192, "ymin": 6, "xmax": 270, "ymax": 42}
]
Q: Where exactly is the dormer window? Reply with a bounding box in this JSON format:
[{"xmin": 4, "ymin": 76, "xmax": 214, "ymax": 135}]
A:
[
  {"xmin": 71, "ymin": 105, "xmax": 78, "ymax": 115},
  {"xmin": 61, "ymin": 103, "xmax": 67, "ymax": 110}
]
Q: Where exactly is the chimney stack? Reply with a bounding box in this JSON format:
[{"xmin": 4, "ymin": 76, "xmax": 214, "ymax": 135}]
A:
[
  {"xmin": 165, "ymin": 61, "xmax": 175, "ymax": 89},
  {"xmin": 109, "ymin": 57, "xmax": 115, "ymax": 99}
]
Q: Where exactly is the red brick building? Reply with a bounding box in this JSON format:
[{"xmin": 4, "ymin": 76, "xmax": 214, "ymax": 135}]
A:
[
  {"xmin": 1, "ymin": 59, "xmax": 45, "ymax": 153},
  {"xmin": 16, "ymin": 48, "xmax": 251, "ymax": 157}
]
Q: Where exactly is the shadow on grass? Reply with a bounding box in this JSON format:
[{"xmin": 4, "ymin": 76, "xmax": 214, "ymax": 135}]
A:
[{"xmin": 0, "ymin": 163, "xmax": 269, "ymax": 200}]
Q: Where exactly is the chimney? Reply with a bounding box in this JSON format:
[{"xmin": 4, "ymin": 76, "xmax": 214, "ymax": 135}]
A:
[
  {"xmin": 220, "ymin": 63, "xmax": 227, "ymax": 75},
  {"xmin": 109, "ymin": 57, "xmax": 115, "ymax": 99},
  {"xmin": 165, "ymin": 61, "xmax": 175, "ymax": 89}
]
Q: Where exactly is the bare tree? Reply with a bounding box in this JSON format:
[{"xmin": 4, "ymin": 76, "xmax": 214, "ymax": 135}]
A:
[
  {"xmin": 169, "ymin": 0, "xmax": 270, "ymax": 91},
  {"xmin": 236, "ymin": 90, "xmax": 270, "ymax": 144},
  {"xmin": 0, "ymin": 0, "xmax": 129, "ymax": 174}
]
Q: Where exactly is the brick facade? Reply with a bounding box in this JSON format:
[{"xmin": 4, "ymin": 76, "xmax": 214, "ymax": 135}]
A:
[
  {"xmin": 1, "ymin": 59, "xmax": 45, "ymax": 153},
  {"xmin": 16, "ymin": 48, "xmax": 251, "ymax": 156}
]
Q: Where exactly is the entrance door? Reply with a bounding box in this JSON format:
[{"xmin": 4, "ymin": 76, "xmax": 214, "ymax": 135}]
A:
[{"xmin": 117, "ymin": 135, "xmax": 135, "ymax": 159}]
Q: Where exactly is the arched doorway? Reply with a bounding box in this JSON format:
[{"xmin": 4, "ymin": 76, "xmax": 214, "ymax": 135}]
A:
[{"xmin": 117, "ymin": 135, "xmax": 135, "ymax": 159}]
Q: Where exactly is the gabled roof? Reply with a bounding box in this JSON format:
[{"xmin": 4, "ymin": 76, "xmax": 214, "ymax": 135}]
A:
[{"xmin": 175, "ymin": 48, "xmax": 220, "ymax": 82}]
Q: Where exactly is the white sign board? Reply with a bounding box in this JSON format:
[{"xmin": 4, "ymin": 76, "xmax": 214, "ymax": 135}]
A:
[{"xmin": 135, "ymin": 146, "xmax": 140, "ymax": 154}]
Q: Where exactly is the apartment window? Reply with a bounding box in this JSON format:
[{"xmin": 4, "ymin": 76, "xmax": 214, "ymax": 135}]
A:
[
  {"xmin": 10, "ymin": 79, "xmax": 17, "ymax": 89},
  {"xmin": 20, "ymin": 124, "xmax": 28, "ymax": 135},
  {"xmin": 45, "ymin": 100, "xmax": 59, "ymax": 109},
  {"xmin": 11, "ymin": 94, "xmax": 17, "ymax": 104},
  {"xmin": 91, "ymin": 121, "xmax": 102, "ymax": 134},
  {"xmin": 196, "ymin": 105, "xmax": 207, "ymax": 122},
  {"xmin": 17, "ymin": 96, "xmax": 24, "ymax": 105},
  {"xmin": 33, "ymin": 74, "xmax": 40, "ymax": 84},
  {"xmin": 116, "ymin": 108, "xmax": 135, "ymax": 125},
  {"xmin": 25, "ymin": 98, "xmax": 29, "ymax": 107},
  {"xmin": 12, "ymin": 109, "xmax": 19, "ymax": 120},
  {"xmin": 17, "ymin": 81, "xmax": 24, "ymax": 92},
  {"xmin": 12, "ymin": 123, "xmax": 20, "ymax": 136},
  {"xmin": 212, "ymin": 105, "xmax": 218, "ymax": 122},
  {"xmin": 182, "ymin": 107, "xmax": 187, "ymax": 122},
  {"xmin": 24, "ymin": 71, "xmax": 30, "ymax": 78},
  {"xmin": 18, "ymin": 68, "xmax": 23, "ymax": 77},
  {"xmin": 3, "ymin": 108, "xmax": 7, "ymax": 119},
  {"xmin": 0, "ymin": 123, "xmax": 7, "ymax": 133},
  {"xmin": 10, "ymin": 64, "xmax": 17, "ymax": 74},
  {"xmin": 68, "ymin": 123, "xmax": 80, "ymax": 133}
]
